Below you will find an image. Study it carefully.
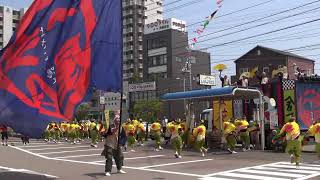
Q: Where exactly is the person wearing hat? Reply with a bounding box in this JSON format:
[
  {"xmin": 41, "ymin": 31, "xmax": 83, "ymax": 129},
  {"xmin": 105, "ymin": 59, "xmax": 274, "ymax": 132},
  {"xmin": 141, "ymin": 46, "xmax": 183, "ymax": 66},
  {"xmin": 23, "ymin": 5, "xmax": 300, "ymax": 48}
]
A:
[
  {"xmin": 169, "ymin": 120, "xmax": 183, "ymax": 158},
  {"xmin": 193, "ymin": 120, "xmax": 207, "ymax": 157},
  {"xmin": 150, "ymin": 120, "xmax": 162, "ymax": 151},
  {"xmin": 306, "ymin": 118, "xmax": 320, "ymax": 159},
  {"xmin": 273, "ymin": 116, "xmax": 302, "ymax": 166},
  {"xmin": 223, "ymin": 118, "xmax": 237, "ymax": 154},
  {"xmin": 235, "ymin": 116, "xmax": 250, "ymax": 151}
]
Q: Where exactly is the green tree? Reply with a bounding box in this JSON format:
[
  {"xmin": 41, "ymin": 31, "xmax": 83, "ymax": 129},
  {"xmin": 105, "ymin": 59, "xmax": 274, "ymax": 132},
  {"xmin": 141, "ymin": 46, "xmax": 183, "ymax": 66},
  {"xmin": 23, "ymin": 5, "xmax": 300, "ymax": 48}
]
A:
[
  {"xmin": 133, "ymin": 99, "xmax": 162, "ymax": 123},
  {"xmin": 75, "ymin": 103, "xmax": 91, "ymax": 121}
]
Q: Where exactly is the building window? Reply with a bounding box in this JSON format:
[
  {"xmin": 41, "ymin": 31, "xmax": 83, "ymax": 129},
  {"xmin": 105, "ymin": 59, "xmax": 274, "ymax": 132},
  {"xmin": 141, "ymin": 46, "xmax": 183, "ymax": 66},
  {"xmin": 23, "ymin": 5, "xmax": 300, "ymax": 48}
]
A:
[
  {"xmin": 152, "ymin": 57, "xmax": 157, "ymax": 66},
  {"xmin": 239, "ymin": 68, "xmax": 249, "ymax": 74},
  {"xmin": 263, "ymin": 67, "xmax": 269, "ymax": 73}
]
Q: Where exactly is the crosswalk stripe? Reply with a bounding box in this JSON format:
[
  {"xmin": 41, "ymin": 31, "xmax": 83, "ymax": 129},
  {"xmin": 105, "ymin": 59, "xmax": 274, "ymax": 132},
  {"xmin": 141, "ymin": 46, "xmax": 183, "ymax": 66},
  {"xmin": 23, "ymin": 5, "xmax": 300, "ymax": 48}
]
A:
[
  {"xmin": 280, "ymin": 162, "xmax": 320, "ymax": 167},
  {"xmin": 17, "ymin": 144, "xmax": 67, "ymax": 148},
  {"xmin": 237, "ymin": 169, "xmax": 305, "ymax": 178},
  {"xmin": 267, "ymin": 164, "xmax": 320, "ymax": 171},
  {"xmin": 138, "ymin": 159, "xmax": 213, "ymax": 169},
  {"xmin": 38, "ymin": 148, "xmax": 103, "ymax": 155},
  {"xmin": 252, "ymin": 166, "xmax": 319, "ymax": 174},
  {"xmin": 219, "ymin": 172, "xmax": 290, "ymax": 180},
  {"xmin": 91, "ymin": 155, "xmax": 165, "ymax": 163},
  {"xmin": 52, "ymin": 154, "xmax": 101, "ymax": 159},
  {"xmin": 199, "ymin": 177, "xmax": 235, "ymax": 180},
  {"xmin": 27, "ymin": 146, "xmax": 90, "ymax": 151}
]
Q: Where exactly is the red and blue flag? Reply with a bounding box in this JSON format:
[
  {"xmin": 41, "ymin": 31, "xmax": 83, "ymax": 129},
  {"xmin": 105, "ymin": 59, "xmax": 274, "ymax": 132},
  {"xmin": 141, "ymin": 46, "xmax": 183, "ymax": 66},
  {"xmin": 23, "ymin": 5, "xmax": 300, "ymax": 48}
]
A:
[{"xmin": 0, "ymin": 0, "xmax": 122, "ymax": 137}]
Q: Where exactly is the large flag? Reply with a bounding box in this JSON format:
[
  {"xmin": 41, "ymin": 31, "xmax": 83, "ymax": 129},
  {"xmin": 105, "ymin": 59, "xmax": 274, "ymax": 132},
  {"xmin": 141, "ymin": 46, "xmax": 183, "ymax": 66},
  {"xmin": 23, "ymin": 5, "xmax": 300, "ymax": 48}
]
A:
[{"xmin": 0, "ymin": 0, "xmax": 122, "ymax": 138}]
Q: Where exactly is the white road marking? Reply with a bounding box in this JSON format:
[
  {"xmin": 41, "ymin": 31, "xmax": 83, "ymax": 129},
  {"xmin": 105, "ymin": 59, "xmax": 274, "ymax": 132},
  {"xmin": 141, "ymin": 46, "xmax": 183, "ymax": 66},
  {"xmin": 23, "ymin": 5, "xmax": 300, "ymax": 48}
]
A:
[
  {"xmin": 199, "ymin": 177, "xmax": 235, "ymax": 180},
  {"xmin": 139, "ymin": 159, "xmax": 213, "ymax": 169},
  {"xmin": 296, "ymin": 172, "xmax": 320, "ymax": 180},
  {"xmin": 237, "ymin": 169, "xmax": 305, "ymax": 178},
  {"xmin": 204, "ymin": 162, "xmax": 282, "ymax": 177},
  {"xmin": 10, "ymin": 145, "xmax": 204, "ymax": 178},
  {"xmin": 27, "ymin": 145, "xmax": 90, "ymax": 151},
  {"xmin": 91, "ymin": 155, "xmax": 165, "ymax": 163},
  {"xmin": 268, "ymin": 164, "xmax": 320, "ymax": 171},
  {"xmin": 17, "ymin": 144, "xmax": 67, "ymax": 148},
  {"xmin": 0, "ymin": 165, "xmax": 58, "ymax": 178},
  {"xmin": 280, "ymin": 161, "xmax": 320, "ymax": 167},
  {"xmin": 38, "ymin": 148, "xmax": 103, "ymax": 155},
  {"xmin": 219, "ymin": 172, "xmax": 290, "ymax": 180},
  {"xmin": 53, "ymin": 154, "xmax": 101, "ymax": 159},
  {"xmin": 11, "ymin": 142, "xmax": 48, "ymax": 145},
  {"xmin": 252, "ymin": 166, "xmax": 319, "ymax": 174}
]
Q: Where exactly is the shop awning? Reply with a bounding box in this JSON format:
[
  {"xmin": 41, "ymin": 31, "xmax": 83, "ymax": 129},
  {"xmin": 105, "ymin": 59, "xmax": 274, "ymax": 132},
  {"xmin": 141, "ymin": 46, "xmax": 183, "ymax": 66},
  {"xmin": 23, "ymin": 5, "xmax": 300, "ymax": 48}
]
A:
[{"xmin": 160, "ymin": 86, "xmax": 262, "ymax": 101}]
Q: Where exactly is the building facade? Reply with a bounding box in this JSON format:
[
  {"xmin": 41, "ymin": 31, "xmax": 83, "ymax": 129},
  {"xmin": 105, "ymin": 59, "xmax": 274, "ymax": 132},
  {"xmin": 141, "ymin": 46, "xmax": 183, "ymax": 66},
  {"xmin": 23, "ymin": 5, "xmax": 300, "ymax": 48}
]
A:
[
  {"xmin": 234, "ymin": 45, "xmax": 315, "ymax": 84},
  {"xmin": 122, "ymin": 0, "xmax": 163, "ymax": 82},
  {"xmin": 128, "ymin": 18, "xmax": 211, "ymax": 119},
  {"xmin": 0, "ymin": 6, "xmax": 27, "ymax": 49}
]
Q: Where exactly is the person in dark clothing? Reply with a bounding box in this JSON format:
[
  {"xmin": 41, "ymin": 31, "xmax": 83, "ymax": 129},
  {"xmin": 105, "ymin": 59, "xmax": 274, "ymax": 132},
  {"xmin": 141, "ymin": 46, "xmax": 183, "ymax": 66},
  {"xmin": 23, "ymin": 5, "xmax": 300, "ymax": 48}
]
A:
[{"xmin": 102, "ymin": 112, "xmax": 126, "ymax": 176}]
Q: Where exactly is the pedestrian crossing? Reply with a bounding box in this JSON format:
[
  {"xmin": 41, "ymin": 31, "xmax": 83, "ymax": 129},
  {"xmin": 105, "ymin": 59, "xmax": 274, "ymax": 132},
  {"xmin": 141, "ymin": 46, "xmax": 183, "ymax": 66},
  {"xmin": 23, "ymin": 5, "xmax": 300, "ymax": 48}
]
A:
[{"xmin": 200, "ymin": 162, "xmax": 320, "ymax": 180}]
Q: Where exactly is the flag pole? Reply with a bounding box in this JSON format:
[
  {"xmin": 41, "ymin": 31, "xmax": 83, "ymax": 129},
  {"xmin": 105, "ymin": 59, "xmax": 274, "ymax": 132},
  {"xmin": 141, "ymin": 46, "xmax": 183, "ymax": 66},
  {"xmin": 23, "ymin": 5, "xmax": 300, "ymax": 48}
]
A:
[{"xmin": 117, "ymin": 0, "xmax": 124, "ymax": 150}]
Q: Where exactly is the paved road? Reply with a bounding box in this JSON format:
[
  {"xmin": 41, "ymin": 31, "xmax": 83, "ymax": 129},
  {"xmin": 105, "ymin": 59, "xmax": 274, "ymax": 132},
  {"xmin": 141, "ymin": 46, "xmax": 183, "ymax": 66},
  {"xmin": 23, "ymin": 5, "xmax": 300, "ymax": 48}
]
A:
[{"xmin": 1, "ymin": 139, "xmax": 320, "ymax": 180}]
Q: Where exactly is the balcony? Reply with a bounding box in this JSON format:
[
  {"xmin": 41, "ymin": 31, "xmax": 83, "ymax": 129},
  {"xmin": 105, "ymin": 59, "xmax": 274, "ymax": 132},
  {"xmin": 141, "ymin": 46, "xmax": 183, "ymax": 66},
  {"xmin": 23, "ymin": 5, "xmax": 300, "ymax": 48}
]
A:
[
  {"xmin": 138, "ymin": 63, "xmax": 143, "ymax": 69},
  {"xmin": 137, "ymin": 19, "xmax": 143, "ymax": 24},
  {"xmin": 138, "ymin": 36, "xmax": 143, "ymax": 41},
  {"xmin": 138, "ymin": 45, "xmax": 143, "ymax": 50},
  {"xmin": 138, "ymin": 54, "xmax": 143, "ymax": 59},
  {"xmin": 124, "ymin": 45, "xmax": 133, "ymax": 51},
  {"xmin": 123, "ymin": 10, "xmax": 133, "ymax": 16},
  {"xmin": 138, "ymin": 27, "xmax": 143, "ymax": 32},
  {"xmin": 122, "ymin": 1, "xmax": 134, "ymax": 7},
  {"xmin": 123, "ymin": 18, "xmax": 133, "ymax": 25},
  {"xmin": 123, "ymin": 27, "xmax": 133, "ymax": 34},
  {"xmin": 124, "ymin": 36, "xmax": 133, "ymax": 42},
  {"xmin": 123, "ymin": 64, "xmax": 134, "ymax": 70},
  {"xmin": 125, "ymin": 54, "xmax": 133, "ymax": 59}
]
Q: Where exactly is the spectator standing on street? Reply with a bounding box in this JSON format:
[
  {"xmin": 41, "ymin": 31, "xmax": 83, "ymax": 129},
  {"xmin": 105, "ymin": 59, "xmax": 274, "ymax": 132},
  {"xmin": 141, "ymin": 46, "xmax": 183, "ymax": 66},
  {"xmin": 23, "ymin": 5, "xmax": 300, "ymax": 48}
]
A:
[
  {"xmin": 0, "ymin": 124, "xmax": 8, "ymax": 146},
  {"xmin": 102, "ymin": 111, "xmax": 126, "ymax": 176}
]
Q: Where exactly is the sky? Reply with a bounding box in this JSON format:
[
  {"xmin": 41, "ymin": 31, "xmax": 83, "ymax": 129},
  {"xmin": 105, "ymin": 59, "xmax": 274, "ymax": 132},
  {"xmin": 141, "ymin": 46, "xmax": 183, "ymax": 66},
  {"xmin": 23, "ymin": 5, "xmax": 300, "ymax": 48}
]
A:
[{"xmin": 1, "ymin": 0, "xmax": 320, "ymax": 76}]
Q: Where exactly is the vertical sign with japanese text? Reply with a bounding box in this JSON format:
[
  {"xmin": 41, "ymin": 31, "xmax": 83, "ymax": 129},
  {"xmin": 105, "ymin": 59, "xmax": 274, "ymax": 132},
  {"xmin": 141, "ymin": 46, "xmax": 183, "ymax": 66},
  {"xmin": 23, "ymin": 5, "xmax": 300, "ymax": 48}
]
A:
[{"xmin": 283, "ymin": 90, "xmax": 295, "ymax": 122}]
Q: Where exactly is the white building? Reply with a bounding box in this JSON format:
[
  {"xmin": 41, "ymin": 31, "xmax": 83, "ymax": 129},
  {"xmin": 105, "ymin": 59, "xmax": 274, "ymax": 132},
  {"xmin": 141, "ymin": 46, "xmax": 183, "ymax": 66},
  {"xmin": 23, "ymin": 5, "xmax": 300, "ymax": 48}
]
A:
[
  {"xmin": 0, "ymin": 5, "xmax": 27, "ymax": 49},
  {"xmin": 122, "ymin": 0, "xmax": 163, "ymax": 81}
]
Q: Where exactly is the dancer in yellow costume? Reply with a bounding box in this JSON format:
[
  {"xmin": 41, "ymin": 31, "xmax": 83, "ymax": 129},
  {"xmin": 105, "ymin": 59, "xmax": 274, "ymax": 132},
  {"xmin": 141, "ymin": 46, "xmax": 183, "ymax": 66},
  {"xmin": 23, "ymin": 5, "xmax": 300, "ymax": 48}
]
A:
[
  {"xmin": 136, "ymin": 119, "xmax": 146, "ymax": 146},
  {"xmin": 193, "ymin": 121, "xmax": 207, "ymax": 157},
  {"xmin": 179, "ymin": 120, "xmax": 187, "ymax": 148},
  {"xmin": 90, "ymin": 120, "xmax": 98, "ymax": 147},
  {"xmin": 127, "ymin": 122, "xmax": 136, "ymax": 152},
  {"xmin": 151, "ymin": 120, "xmax": 162, "ymax": 151},
  {"xmin": 273, "ymin": 116, "xmax": 302, "ymax": 166},
  {"xmin": 168, "ymin": 120, "xmax": 183, "ymax": 158},
  {"xmin": 235, "ymin": 116, "xmax": 250, "ymax": 151},
  {"xmin": 306, "ymin": 118, "xmax": 320, "ymax": 159},
  {"xmin": 223, "ymin": 119, "xmax": 237, "ymax": 154}
]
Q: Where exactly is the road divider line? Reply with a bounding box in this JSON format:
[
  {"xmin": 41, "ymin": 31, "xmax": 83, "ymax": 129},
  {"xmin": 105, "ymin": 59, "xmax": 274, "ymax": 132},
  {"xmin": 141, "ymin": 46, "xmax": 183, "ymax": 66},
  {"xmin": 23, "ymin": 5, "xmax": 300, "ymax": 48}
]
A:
[
  {"xmin": 199, "ymin": 177, "xmax": 236, "ymax": 180},
  {"xmin": 38, "ymin": 148, "xmax": 103, "ymax": 155},
  {"xmin": 27, "ymin": 145, "xmax": 90, "ymax": 151},
  {"xmin": 267, "ymin": 164, "xmax": 320, "ymax": 171},
  {"xmin": 280, "ymin": 161, "xmax": 320, "ymax": 167},
  {"xmin": 53, "ymin": 154, "xmax": 101, "ymax": 159},
  {"xmin": 296, "ymin": 172, "xmax": 320, "ymax": 180},
  {"xmin": 138, "ymin": 159, "xmax": 213, "ymax": 169}
]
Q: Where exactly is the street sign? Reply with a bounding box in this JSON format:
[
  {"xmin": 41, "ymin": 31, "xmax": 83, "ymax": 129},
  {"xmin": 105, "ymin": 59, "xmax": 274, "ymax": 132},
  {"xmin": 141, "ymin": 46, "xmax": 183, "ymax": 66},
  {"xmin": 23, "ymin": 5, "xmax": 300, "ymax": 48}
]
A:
[
  {"xmin": 128, "ymin": 82, "xmax": 156, "ymax": 92},
  {"xmin": 198, "ymin": 74, "xmax": 216, "ymax": 86},
  {"xmin": 100, "ymin": 96, "xmax": 105, "ymax": 105}
]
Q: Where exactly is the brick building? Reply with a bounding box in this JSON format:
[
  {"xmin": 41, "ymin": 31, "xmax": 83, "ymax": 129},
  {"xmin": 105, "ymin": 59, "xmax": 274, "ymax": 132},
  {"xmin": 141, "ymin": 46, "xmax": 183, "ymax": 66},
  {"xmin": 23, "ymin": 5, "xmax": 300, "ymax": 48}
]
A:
[{"xmin": 233, "ymin": 45, "xmax": 315, "ymax": 84}]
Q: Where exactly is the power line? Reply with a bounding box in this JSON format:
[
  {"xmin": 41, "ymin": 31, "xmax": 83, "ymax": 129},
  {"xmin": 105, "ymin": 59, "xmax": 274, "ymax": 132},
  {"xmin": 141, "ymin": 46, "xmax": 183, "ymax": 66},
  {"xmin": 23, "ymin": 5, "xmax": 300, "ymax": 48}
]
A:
[{"xmin": 198, "ymin": 0, "xmax": 320, "ymax": 39}]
